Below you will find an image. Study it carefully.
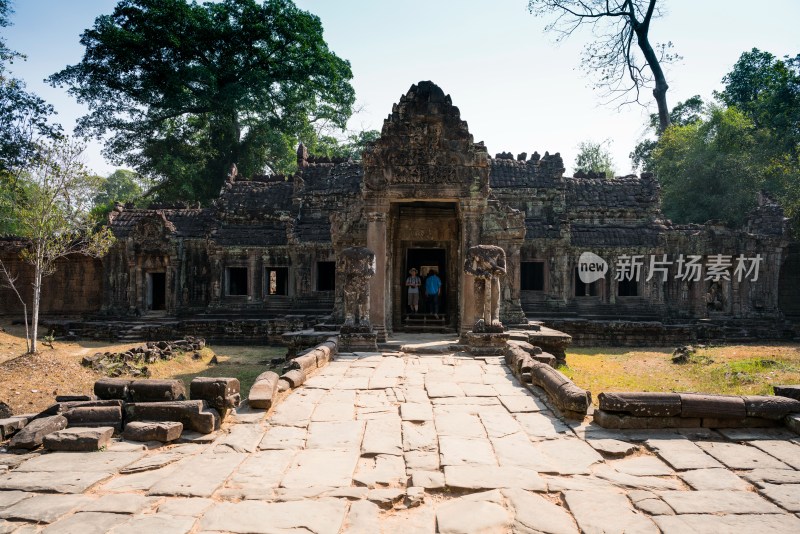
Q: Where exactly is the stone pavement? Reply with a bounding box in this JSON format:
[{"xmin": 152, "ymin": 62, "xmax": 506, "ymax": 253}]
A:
[{"xmin": 2, "ymin": 342, "xmax": 800, "ymax": 533}]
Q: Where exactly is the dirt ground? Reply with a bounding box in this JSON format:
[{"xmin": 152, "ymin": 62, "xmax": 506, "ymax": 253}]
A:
[
  {"xmin": 561, "ymin": 343, "xmax": 800, "ymax": 401},
  {"xmin": 0, "ymin": 320, "xmax": 284, "ymax": 415}
]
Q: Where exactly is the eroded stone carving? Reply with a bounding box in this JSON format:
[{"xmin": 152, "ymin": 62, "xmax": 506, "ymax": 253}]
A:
[
  {"xmin": 338, "ymin": 247, "xmax": 376, "ymax": 331},
  {"xmin": 465, "ymin": 245, "xmax": 506, "ymax": 332}
]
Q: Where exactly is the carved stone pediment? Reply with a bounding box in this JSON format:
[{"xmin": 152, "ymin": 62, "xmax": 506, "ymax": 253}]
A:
[{"xmin": 131, "ymin": 212, "xmax": 175, "ymax": 252}]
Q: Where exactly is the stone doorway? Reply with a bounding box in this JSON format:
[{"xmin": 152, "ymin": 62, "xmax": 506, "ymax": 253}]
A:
[
  {"xmin": 391, "ymin": 202, "xmax": 459, "ymax": 332},
  {"xmin": 147, "ymin": 272, "xmax": 166, "ymax": 311}
]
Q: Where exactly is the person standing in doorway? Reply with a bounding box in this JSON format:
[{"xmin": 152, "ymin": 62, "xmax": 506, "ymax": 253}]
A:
[
  {"xmin": 425, "ymin": 269, "xmax": 442, "ymax": 318},
  {"xmin": 406, "ymin": 268, "xmax": 421, "ymax": 314}
]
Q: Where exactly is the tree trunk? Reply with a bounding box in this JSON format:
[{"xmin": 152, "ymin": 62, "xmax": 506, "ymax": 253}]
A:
[
  {"xmin": 31, "ymin": 257, "xmax": 42, "ymax": 354},
  {"xmin": 634, "ymin": 26, "xmax": 670, "ymax": 132}
]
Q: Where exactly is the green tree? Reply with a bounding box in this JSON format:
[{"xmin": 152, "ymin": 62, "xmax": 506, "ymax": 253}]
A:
[
  {"xmin": 7, "ymin": 137, "xmax": 114, "ymax": 353},
  {"xmin": 49, "ymin": 0, "xmax": 356, "ymax": 203},
  {"xmin": 574, "ymin": 140, "xmax": 616, "ymax": 178},
  {"xmin": 305, "ymin": 128, "xmax": 380, "ymax": 161},
  {"xmin": 716, "ymin": 48, "xmax": 800, "ymax": 159},
  {"xmin": 652, "ymin": 105, "xmax": 798, "ymax": 228},
  {"xmin": 93, "ymin": 169, "xmax": 147, "ymax": 206},
  {"xmin": 528, "ymin": 0, "xmax": 679, "ymax": 131},
  {"xmin": 631, "ymin": 95, "xmax": 704, "ymax": 172}
]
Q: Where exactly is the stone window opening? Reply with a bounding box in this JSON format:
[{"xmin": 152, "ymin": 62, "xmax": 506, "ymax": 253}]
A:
[
  {"xmin": 266, "ymin": 267, "xmax": 289, "ymax": 296},
  {"xmin": 574, "ymin": 267, "xmax": 601, "ymax": 297},
  {"xmin": 316, "ymin": 261, "xmax": 336, "ymax": 291},
  {"xmin": 617, "ymin": 278, "xmax": 639, "ymax": 297},
  {"xmin": 226, "ymin": 267, "xmax": 248, "ymax": 296},
  {"xmin": 521, "ymin": 261, "xmax": 545, "ymax": 291}
]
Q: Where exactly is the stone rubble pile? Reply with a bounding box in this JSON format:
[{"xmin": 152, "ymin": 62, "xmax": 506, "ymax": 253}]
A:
[{"xmin": 80, "ymin": 337, "xmax": 206, "ymax": 377}]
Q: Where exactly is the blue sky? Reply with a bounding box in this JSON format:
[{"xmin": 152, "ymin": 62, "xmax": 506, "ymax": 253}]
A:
[{"xmin": 4, "ymin": 0, "xmax": 800, "ymax": 176}]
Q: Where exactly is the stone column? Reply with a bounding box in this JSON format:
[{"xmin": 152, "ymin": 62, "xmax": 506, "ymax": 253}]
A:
[
  {"xmin": 459, "ymin": 201, "xmax": 483, "ymax": 334},
  {"xmin": 248, "ymin": 251, "xmax": 259, "ymax": 303},
  {"xmin": 366, "ymin": 211, "xmax": 387, "ymax": 341}
]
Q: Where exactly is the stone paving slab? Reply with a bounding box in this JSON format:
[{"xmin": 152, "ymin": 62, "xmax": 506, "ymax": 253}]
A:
[{"xmin": 3, "ymin": 347, "xmax": 800, "ymax": 533}]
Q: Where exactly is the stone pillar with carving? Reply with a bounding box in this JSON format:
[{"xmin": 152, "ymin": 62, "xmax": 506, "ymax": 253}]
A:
[
  {"xmin": 462, "ymin": 244, "xmax": 510, "ymax": 354},
  {"xmin": 365, "ymin": 211, "xmax": 388, "ymax": 341},
  {"xmin": 337, "ymin": 246, "xmax": 379, "ymax": 351}
]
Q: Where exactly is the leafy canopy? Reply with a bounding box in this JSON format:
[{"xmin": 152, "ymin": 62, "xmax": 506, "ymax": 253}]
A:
[
  {"xmin": 574, "ymin": 140, "xmax": 617, "ymax": 178},
  {"xmin": 49, "ymin": 0, "xmax": 356, "ymax": 203}
]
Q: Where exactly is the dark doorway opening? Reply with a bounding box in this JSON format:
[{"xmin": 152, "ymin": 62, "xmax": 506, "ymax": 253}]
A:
[
  {"xmin": 574, "ymin": 267, "xmax": 600, "ymax": 297},
  {"xmin": 521, "ymin": 261, "xmax": 545, "ymax": 291},
  {"xmin": 149, "ymin": 272, "xmax": 166, "ymax": 310},
  {"xmin": 316, "ymin": 261, "xmax": 336, "ymax": 291},
  {"xmin": 406, "ymin": 248, "xmax": 447, "ymax": 314},
  {"xmin": 618, "ymin": 278, "xmax": 638, "ymax": 297},
  {"xmin": 227, "ymin": 267, "xmax": 248, "ymax": 296}
]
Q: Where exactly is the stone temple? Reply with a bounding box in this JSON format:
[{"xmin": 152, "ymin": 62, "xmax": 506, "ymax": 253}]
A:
[{"xmin": 1, "ymin": 81, "xmax": 798, "ymax": 344}]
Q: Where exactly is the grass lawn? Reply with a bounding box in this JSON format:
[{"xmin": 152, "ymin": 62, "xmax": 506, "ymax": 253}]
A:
[{"xmin": 560, "ymin": 343, "xmax": 800, "ymax": 402}]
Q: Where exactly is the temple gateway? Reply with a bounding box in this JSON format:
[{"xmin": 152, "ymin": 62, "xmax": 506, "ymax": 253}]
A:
[{"xmin": 2, "ymin": 81, "xmax": 798, "ymax": 343}]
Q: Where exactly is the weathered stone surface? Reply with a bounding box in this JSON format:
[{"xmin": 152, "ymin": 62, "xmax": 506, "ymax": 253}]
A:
[
  {"xmin": 646, "ymin": 438, "xmax": 723, "ymax": 470},
  {"xmin": 436, "ymin": 490, "xmax": 512, "ymax": 534},
  {"xmin": 306, "ymin": 420, "xmax": 364, "ymax": 449},
  {"xmin": 107, "ymin": 514, "xmax": 197, "ymax": 534},
  {"xmin": 43, "ymin": 511, "xmax": 128, "ymax": 534},
  {"xmin": 213, "ymin": 423, "xmax": 266, "ymax": 453},
  {"xmin": 0, "ymin": 417, "xmax": 27, "ymax": 439},
  {"xmin": 156, "ymin": 497, "xmax": 213, "ymax": 517},
  {"xmin": 0, "ymin": 471, "xmax": 113, "ymax": 494},
  {"xmin": 594, "ymin": 409, "xmax": 700, "ymax": 429},
  {"xmin": 94, "ymin": 378, "xmax": 131, "ymax": 400},
  {"xmin": 149, "ymin": 452, "xmax": 246, "ymax": 497},
  {"xmin": 400, "ymin": 402, "xmax": 433, "ymax": 422},
  {"xmin": 444, "ymin": 465, "xmax": 546, "ymax": 491},
  {"xmin": 610, "ymin": 455, "xmax": 674, "ymax": 476},
  {"xmin": 786, "ymin": 413, "xmax": 800, "ymax": 434},
  {"xmin": 592, "ymin": 464, "xmax": 682, "ymax": 491},
  {"xmin": 410, "ymin": 470, "xmax": 445, "ymax": 489},
  {"xmin": 439, "ymin": 436, "xmax": 497, "ymax": 466},
  {"xmin": 502, "ymin": 488, "xmax": 578, "ymax": 534},
  {"xmin": 81, "ymin": 494, "xmax": 156, "ymax": 514},
  {"xmin": 63, "ymin": 405, "xmax": 122, "ymax": 431},
  {"xmin": 499, "ymin": 394, "xmax": 543, "ymax": 413},
  {"xmin": 281, "ymin": 369, "xmax": 307, "ymax": 388},
  {"xmin": 129, "ymin": 379, "xmax": 186, "ymax": 402},
  {"xmin": 758, "ymin": 483, "xmax": 800, "ymax": 512},
  {"xmin": 361, "ymin": 416, "xmax": 402, "ymax": 455},
  {"xmin": 291, "ymin": 351, "xmax": 318, "ymax": 372},
  {"xmin": 653, "ymin": 513, "xmax": 800, "ymax": 534},
  {"xmin": 353, "ymin": 454, "xmax": 406, "ymax": 487},
  {"xmin": 697, "ymin": 441, "xmax": 788, "ymax": 469},
  {"xmin": 217, "ymin": 450, "xmax": 294, "ymax": 499},
  {"xmin": 200, "ymin": 499, "xmax": 348, "ymax": 534},
  {"xmin": 280, "ymin": 449, "xmax": 359, "ymax": 488},
  {"xmin": 124, "ymin": 400, "xmax": 219, "ymax": 434},
  {"xmin": 586, "ymin": 438, "xmax": 638, "ymax": 457},
  {"xmin": 743, "ymin": 395, "xmax": 800, "ymax": 419},
  {"xmin": 0, "ymin": 491, "xmax": 31, "ymax": 509},
  {"xmin": 680, "ymin": 393, "xmax": 746, "ymax": 419},
  {"xmin": 598, "ymin": 391, "xmax": 682, "ymax": 417},
  {"xmin": 657, "ymin": 489, "xmax": 783, "ymax": 514},
  {"xmin": 0, "ymin": 494, "xmax": 91, "ymax": 523},
  {"xmin": 190, "ymin": 376, "xmax": 241, "ymax": 410},
  {"xmin": 740, "ymin": 468, "xmax": 800, "ymax": 486},
  {"xmin": 773, "ymin": 384, "xmax": 800, "ymax": 401},
  {"xmin": 122, "ymin": 420, "xmax": 183, "ymax": 442},
  {"xmin": 344, "ymin": 499, "xmax": 380, "ymax": 533},
  {"xmin": 259, "ymin": 425, "xmax": 307, "ymax": 450},
  {"xmin": 8, "ymin": 415, "xmax": 68, "ymax": 449},
  {"xmin": 514, "ymin": 412, "xmax": 571, "ymax": 440},
  {"xmin": 248, "ymin": 371, "xmax": 279, "ymax": 410},
  {"xmin": 564, "ymin": 489, "xmax": 658, "ymax": 534},
  {"xmin": 43, "ymin": 426, "xmax": 114, "ymax": 451},
  {"xmin": 678, "ymin": 468, "xmax": 751, "ymax": 490},
  {"xmin": 748, "ymin": 439, "xmax": 800, "ymax": 470}
]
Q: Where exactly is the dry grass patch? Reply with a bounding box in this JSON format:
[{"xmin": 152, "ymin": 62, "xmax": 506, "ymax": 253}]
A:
[
  {"xmin": 560, "ymin": 343, "xmax": 800, "ymax": 402},
  {"xmin": 0, "ymin": 320, "xmax": 285, "ymax": 414}
]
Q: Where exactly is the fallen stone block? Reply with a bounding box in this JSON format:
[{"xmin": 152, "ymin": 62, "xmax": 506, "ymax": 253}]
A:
[
  {"xmin": 773, "ymin": 385, "xmax": 800, "ymax": 401},
  {"xmin": 533, "ymin": 352, "xmax": 556, "ymax": 367},
  {"xmin": 701, "ymin": 416, "xmax": 779, "ymax": 428},
  {"xmin": 248, "ymin": 371, "xmax": 279, "ymax": 410},
  {"xmin": 281, "ymin": 369, "xmax": 306, "ymax": 389},
  {"xmin": 0, "ymin": 417, "xmax": 28, "ymax": 440},
  {"xmin": 63, "ymin": 405, "xmax": 123, "ymax": 431},
  {"xmin": 507, "ymin": 339, "xmax": 541, "ymax": 355},
  {"xmin": 290, "ymin": 352, "xmax": 317, "ymax": 372},
  {"xmin": 122, "ymin": 421, "xmax": 183, "ymax": 442},
  {"xmin": 55, "ymin": 395, "xmax": 97, "ymax": 402},
  {"xmin": 594, "ymin": 410, "xmax": 701, "ymax": 430},
  {"xmin": 94, "ymin": 378, "xmax": 132, "ymax": 401},
  {"xmin": 8, "ymin": 415, "xmax": 68, "ymax": 449},
  {"xmin": 129, "ymin": 379, "xmax": 186, "ymax": 402},
  {"xmin": 680, "ymin": 393, "xmax": 746, "ymax": 419},
  {"xmin": 530, "ymin": 364, "xmax": 570, "ymax": 397},
  {"xmin": 124, "ymin": 400, "xmax": 220, "ymax": 434},
  {"xmin": 277, "ymin": 379, "xmax": 291, "ymax": 392},
  {"xmin": 556, "ymin": 382, "xmax": 591, "ymax": 415},
  {"xmin": 598, "ymin": 392, "xmax": 682, "ymax": 417},
  {"xmin": 36, "ymin": 399, "xmax": 123, "ymax": 419},
  {"xmin": 744, "ymin": 395, "xmax": 800, "ymax": 420},
  {"xmin": 190, "ymin": 377, "xmax": 241, "ymax": 411},
  {"xmin": 786, "ymin": 414, "xmax": 800, "ymax": 435},
  {"xmin": 43, "ymin": 426, "xmax": 114, "ymax": 451}
]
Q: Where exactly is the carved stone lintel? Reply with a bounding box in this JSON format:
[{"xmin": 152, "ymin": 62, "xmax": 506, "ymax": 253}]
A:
[{"xmin": 337, "ymin": 247, "xmax": 376, "ymax": 329}]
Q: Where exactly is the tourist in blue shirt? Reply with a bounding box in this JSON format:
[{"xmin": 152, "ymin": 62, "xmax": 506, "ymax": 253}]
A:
[{"xmin": 425, "ymin": 271, "xmax": 442, "ymax": 317}]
